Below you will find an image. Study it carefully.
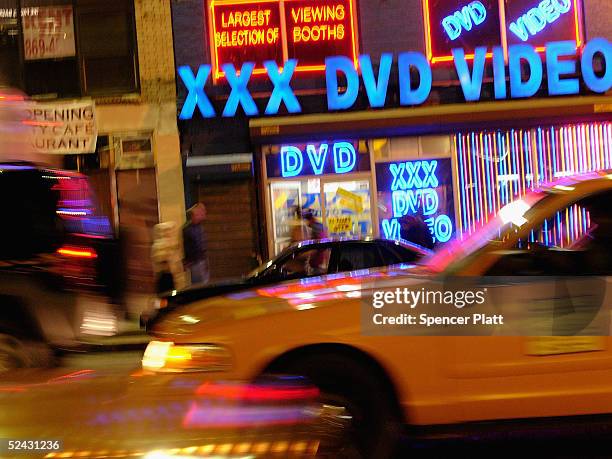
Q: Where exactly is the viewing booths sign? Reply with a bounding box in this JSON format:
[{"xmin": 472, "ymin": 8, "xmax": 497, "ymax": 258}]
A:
[
  {"xmin": 208, "ymin": 0, "xmax": 358, "ymax": 79},
  {"xmin": 22, "ymin": 5, "xmax": 76, "ymax": 60}
]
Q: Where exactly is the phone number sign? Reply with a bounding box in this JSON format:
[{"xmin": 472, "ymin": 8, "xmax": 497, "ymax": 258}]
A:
[{"xmin": 23, "ymin": 5, "xmax": 76, "ymax": 61}]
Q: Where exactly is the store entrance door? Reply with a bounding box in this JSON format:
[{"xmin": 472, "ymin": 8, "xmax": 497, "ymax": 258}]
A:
[{"xmin": 321, "ymin": 177, "xmax": 374, "ymax": 239}]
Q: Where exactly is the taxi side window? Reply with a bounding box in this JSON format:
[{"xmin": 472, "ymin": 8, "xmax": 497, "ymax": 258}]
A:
[
  {"xmin": 486, "ymin": 191, "xmax": 612, "ymax": 276},
  {"xmin": 334, "ymin": 244, "xmax": 383, "ymax": 273},
  {"xmin": 278, "ymin": 247, "xmax": 331, "ymax": 277}
]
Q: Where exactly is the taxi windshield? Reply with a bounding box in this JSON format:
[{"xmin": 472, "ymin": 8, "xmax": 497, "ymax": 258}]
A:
[{"xmin": 422, "ymin": 190, "xmax": 549, "ymax": 273}]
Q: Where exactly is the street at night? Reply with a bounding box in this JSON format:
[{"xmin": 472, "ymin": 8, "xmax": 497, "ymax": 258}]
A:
[{"xmin": 2, "ymin": 0, "xmax": 612, "ymax": 457}]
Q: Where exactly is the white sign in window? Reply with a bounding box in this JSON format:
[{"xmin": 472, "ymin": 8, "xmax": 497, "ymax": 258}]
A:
[{"xmin": 22, "ymin": 5, "xmax": 76, "ymax": 60}]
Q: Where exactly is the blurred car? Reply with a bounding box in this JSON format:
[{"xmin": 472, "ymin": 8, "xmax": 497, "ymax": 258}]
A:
[
  {"xmin": 0, "ymin": 162, "xmax": 118, "ymax": 371},
  {"xmin": 143, "ymin": 238, "xmax": 430, "ymax": 328},
  {"xmin": 144, "ymin": 171, "xmax": 612, "ymax": 457}
]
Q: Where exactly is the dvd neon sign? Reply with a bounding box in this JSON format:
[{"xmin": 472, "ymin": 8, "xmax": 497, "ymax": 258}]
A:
[
  {"xmin": 509, "ymin": 0, "xmax": 572, "ymax": 42},
  {"xmin": 442, "ymin": 1, "xmax": 487, "ymax": 41},
  {"xmin": 178, "ymin": 38, "xmax": 612, "ymax": 118},
  {"xmin": 379, "ymin": 160, "xmax": 454, "ymax": 244},
  {"xmin": 280, "ymin": 141, "xmax": 356, "ymax": 177}
]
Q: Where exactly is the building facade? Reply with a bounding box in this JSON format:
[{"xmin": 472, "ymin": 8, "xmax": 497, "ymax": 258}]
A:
[
  {"xmin": 171, "ymin": 0, "xmax": 612, "ymax": 277},
  {"xmin": 1, "ymin": 0, "xmax": 185, "ymax": 297}
]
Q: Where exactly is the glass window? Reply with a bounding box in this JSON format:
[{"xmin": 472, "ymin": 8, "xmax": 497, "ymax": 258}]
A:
[
  {"xmin": 334, "ymin": 244, "xmax": 382, "ymax": 273},
  {"xmin": 486, "ymin": 191, "xmax": 612, "ymax": 276},
  {"xmin": 0, "ymin": 0, "xmax": 20, "ymax": 88},
  {"xmin": 380, "ymin": 242, "xmax": 420, "ymax": 264},
  {"xmin": 278, "ymin": 247, "xmax": 331, "ymax": 277},
  {"xmin": 21, "ymin": 0, "xmax": 80, "ymax": 97},
  {"xmin": 78, "ymin": 4, "xmax": 137, "ymax": 94}
]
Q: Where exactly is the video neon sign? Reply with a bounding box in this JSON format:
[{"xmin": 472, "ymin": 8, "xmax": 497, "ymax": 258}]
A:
[
  {"xmin": 178, "ymin": 37, "xmax": 612, "ymax": 118},
  {"xmin": 280, "ymin": 141, "xmax": 356, "ymax": 177},
  {"xmin": 378, "ymin": 160, "xmax": 454, "ymax": 244},
  {"xmin": 442, "ymin": 1, "xmax": 487, "ymax": 41},
  {"xmin": 509, "ymin": 0, "xmax": 572, "ymax": 42}
]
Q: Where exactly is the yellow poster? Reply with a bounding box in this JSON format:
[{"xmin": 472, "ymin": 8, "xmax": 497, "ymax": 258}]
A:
[
  {"xmin": 336, "ymin": 188, "xmax": 364, "ymax": 213},
  {"xmin": 328, "ymin": 216, "xmax": 353, "ymax": 234}
]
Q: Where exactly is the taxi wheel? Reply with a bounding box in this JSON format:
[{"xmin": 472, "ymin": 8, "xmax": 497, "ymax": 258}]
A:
[{"xmin": 272, "ymin": 353, "xmax": 401, "ymax": 459}]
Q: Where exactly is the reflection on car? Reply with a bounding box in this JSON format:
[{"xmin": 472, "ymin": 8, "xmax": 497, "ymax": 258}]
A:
[{"xmin": 144, "ymin": 238, "xmax": 430, "ymax": 327}]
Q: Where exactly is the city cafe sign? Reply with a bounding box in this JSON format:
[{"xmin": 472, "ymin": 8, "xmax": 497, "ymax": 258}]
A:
[{"xmin": 178, "ymin": 37, "xmax": 612, "ymax": 119}]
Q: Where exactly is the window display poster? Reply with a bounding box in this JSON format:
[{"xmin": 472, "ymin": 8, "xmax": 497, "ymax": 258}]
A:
[{"xmin": 22, "ymin": 5, "xmax": 76, "ymax": 60}]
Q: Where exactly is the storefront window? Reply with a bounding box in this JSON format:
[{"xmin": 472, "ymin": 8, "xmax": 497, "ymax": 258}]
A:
[
  {"xmin": 2, "ymin": 0, "xmax": 137, "ymax": 98},
  {"xmin": 455, "ymin": 122, "xmax": 612, "ymax": 236},
  {"xmin": 323, "ymin": 179, "xmax": 372, "ymax": 238},
  {"xmin": 265, "ymin": 141, "xmax": 373, "ymax": 255}
]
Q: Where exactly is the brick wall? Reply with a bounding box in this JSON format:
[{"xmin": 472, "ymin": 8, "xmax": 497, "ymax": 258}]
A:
[
  {"xmin": 134, "ymin": 0, "xmax": 177, "ymax": 104},
  {"xmin": 584, "ymin": 0, "xmax": 612, "ymax": 42}
]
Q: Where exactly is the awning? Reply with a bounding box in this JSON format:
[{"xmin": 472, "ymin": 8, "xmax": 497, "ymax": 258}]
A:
[{"xmin": 249, "ymin": 95, "xmax": 612, "ymax": 144}]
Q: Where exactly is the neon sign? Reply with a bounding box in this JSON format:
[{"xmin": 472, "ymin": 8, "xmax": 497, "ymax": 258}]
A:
[
  {"xmin": 508, "ymin": 0, "xmax": 572, "ymax": 42},
  {"xmin": 208, "ymin": 0, "xmax": 358, "ymax": 80},
  {"xmin": 265, "ymin": 141, "xmax": 370, "ymax": 178},
  {"xmin": 442, "ymin": 1, "xmax": 488, "ymax": 41},
  {"xmin": 280, "ymin": 142, "xmax": 356, "ymax": 177},
  {"xmin": 423, "ymin": 0, "xmax": 502, "ymax": 64},
  {"xmin": 178, "ymin": 38, "xmax": 612, "ymax": 118},
  {"xmin": 209, "ymin": 0, "xmax": 283, "ymax": 79},
  {"xmin": 503, "ymin": 0, "xmax": 582, "ymax": 50},
  {"xmin": 376, "ymin": 159, "xmax": 455, "ymax": 244}
]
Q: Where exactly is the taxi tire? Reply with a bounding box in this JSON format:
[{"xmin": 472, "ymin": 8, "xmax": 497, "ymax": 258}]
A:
[{"xmin": 275, "ymin": 353, "xmax": 401, "ymax": 459}]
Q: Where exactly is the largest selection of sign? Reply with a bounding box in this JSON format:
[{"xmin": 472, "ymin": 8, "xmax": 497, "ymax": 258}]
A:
[
  {"xmin": 179, "ymin": 37, "xmax": 612, "ymax": 119},
  {"xmin": 209, "ymin": 0, "xmax": 358, "ymax": 79}
]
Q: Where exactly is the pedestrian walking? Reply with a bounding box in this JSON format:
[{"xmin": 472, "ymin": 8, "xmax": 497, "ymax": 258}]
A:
[{"xmin": 183, "ymin": 203, "xmax": 210, "ymax": 285}]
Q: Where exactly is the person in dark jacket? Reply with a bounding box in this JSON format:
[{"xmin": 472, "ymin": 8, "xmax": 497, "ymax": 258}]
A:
[
  {"xmin": 399, "ymin": 214, "xmax": 434, "ymax": 250},
  {"xmin": 183, "ymin": 203, "xmax": 210, "ymax": 285}
]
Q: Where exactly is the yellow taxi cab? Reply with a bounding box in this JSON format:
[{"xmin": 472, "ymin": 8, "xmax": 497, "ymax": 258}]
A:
[{"xmin": 145, "ymin": 171, "xmax": 612, "ymax": 457}]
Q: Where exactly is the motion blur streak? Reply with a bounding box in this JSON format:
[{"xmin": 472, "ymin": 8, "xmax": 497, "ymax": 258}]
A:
[
  {"xmin": 183, "ymin": 404, "xmax": 316, "ymax": 428},
  {"xmin": 44, "ymin": 440, "xmax": 319, "ymax": 458},
  {"xmin": 194, "ymin": 382, "xmax": 319, "ymax": 401}
]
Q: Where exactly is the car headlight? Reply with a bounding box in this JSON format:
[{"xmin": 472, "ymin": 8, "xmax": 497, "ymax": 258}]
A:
[{"xmin": 142, "ymin": 341, "xmax": 232, "ymax": 373}]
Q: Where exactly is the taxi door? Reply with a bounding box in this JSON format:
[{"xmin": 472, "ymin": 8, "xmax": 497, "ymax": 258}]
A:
[{"xmin": 441, "ymin": 189, "xmax": 612, "ymax": 422}]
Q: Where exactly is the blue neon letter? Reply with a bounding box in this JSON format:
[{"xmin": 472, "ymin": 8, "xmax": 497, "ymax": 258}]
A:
[
  {"xmin": 222, "ymin": 62, "xmax": 258, "ymax": 117},
  {"xmin": 546, "ymin": 41, "xmax": 579, "ymax": 96},
  {"xmin": 281, "ymin": 146, "xmax": 304, "ymax": 177},
  {"xmin": 398, "ymin": 52, "xmax": 432, "ymax": 106},
  {"xmin": 326, "ymin": 56, "xmax": 359, "ymax": 110},
  {"xmin": 509, "ymin": 44, "xmax": 543, "ymax": 98},
  {"xmin": 359, "ymin": 53, "xmax": 392, "ymax": 108},
  {"xmin": 421, "ymin": 160, "xmax": 439, "ymax": 188},
  {"xmin": 333, "ymin": 142, "xmax": 356, "ymax": 174},
  {"xmin": 581, "ymin": 38, "xmax": 612, "ymax": 93},
  {"xmin": 306, "ymin": 144, "xmax": 329, "ymax": 175},
  {"xmin": 390, "ymin": 163, "xmax": 407, "ymax": 191},
  {"xmin": 492, "ymin": 46, "xmax": 507, "ymax": 99},
  {"xmin": 264, "ymin": 60, "xmax": 301, "ymax": 115},
  {"xmin": 178, "ymin": 65, "xmax": 215, "ymax": 119},
  {"xmin": 453, "ymin": 46, "xmax": 487, "ymax": 102}
]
